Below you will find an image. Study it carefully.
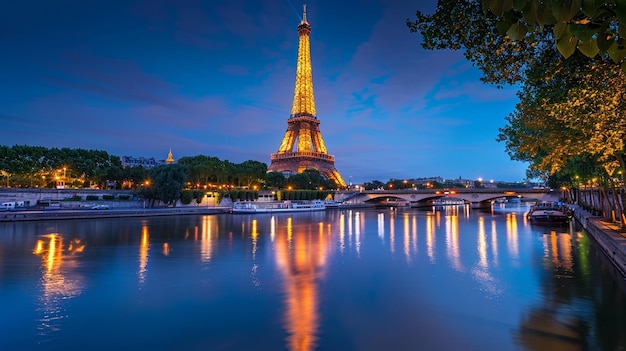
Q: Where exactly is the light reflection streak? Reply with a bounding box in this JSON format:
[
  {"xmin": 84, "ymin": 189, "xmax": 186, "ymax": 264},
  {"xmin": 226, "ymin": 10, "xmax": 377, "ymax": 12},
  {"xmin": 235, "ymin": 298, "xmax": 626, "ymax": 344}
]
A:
[
  {"xmin": 491, "ymin": 220, "xmax": 499, "ymax": 266},
  {"xmin": 139, "ymin": 225, "xmax": 149, "ymax": 284},
  {"xmin": 412, "ymin": 216, "xmax": 417, "ymax": 255},
  {"xmin": 403, "ymin": 213, "xmax": 410, "ymax": 263},
  {"xmin": 339, "ymin": 212, "xmax": 345, "ymax": 253},
  {"xmin": 542, "ymin": 231, "xmax": 574, "ymax": 272},
  {"xmin": 445, "ymin": 213, "xmax": 462, "ymax": 271},
  {"xmin": 506, "ymin": 213, "xmax": 519, "ymax": 260},
  {"xmin": 274, "ymin": 218, "xmax": 331, "ymax": 351},
  {"xmin": 354, "ymin": 212, "xmax": 361, "ymax": 257},
  {"xmin": 200, "ymin": 216, "xmax": 213, "ymax": 262},
  {"xmin": 251, "ymin": 219, "xmax": 258, "ymax": 260},
  {"xmin": 477, "ymin": 217, "xmax": 487, "ymax": 269},
  {"xmin": 377, "ymin": 213, "xmax": 385, "ymax": 241},
  {"xmin": 426, "ymin": 214, "xmax": 435, "ymax": 263},
  {"xmin": 33, "ymin": 233, "xmax": 85, "ymax": 337},
  {"xmin": 389, "ymin": 211, "xmax": 395, "ymax": 254}
]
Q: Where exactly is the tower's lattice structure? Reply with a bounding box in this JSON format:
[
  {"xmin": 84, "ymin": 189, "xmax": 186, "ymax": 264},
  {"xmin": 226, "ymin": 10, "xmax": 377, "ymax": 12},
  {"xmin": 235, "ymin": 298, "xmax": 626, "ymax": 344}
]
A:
[{"xmin": 268, "ymin": 4, "xmax": 346, "ymax": 187}]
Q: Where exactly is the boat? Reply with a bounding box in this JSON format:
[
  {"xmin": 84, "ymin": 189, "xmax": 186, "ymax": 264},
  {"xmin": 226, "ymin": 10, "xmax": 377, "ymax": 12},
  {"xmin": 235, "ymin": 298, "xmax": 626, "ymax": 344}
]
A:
[
  {"xmin": 231, "ymin": 200, "xmax": 326, "ymax": 213},
  {"xmin": 527, "ymin": 201, "xmax": 571, "ymax": 224}
]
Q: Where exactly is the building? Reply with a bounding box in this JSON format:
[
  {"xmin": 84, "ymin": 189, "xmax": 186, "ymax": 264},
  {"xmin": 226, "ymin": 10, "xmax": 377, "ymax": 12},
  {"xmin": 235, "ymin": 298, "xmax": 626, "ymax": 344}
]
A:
[
  {"xmin": 267, "ymin": 5, "xmax": 346, "ymax": 188},
  {"xmin": 121, "ymin": 156, "xmax": 158, "ymax": 168},
  {"xmin": 122, "ymin": 149, "xmax": 175, "ymax": 168}
]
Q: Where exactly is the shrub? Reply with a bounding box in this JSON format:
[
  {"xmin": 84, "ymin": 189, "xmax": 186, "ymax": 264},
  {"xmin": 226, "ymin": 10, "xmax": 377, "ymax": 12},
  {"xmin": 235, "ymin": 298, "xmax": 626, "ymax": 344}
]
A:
[
  {"xmin": 103, "ymin": 195, "xmax": 114, "ymax": 200},
  {"xmin": 118, "ymin": 195, "xmax": 130, "ymax": 200},
  {"xmin": 86, "ymin": 195, "xmax": 99, "ymax": 201}
]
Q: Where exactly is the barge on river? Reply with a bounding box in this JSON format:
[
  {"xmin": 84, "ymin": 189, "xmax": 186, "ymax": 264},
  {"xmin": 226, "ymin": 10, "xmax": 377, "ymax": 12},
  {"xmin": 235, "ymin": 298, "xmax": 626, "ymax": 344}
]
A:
[
  {"xmin": 527, "ymin": 201, "xmax": 572, "ymax": 225},
  {"xmin": 231, "ymin": 200, "xmax": 326, "ymax": 213}
]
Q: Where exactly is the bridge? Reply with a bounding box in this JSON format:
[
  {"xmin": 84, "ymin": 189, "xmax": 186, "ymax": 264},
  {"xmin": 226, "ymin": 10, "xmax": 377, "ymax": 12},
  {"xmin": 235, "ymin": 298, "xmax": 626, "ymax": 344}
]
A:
[{"xmin": 334, "ymin": 188, "xmax": 561, "ymax": 208}]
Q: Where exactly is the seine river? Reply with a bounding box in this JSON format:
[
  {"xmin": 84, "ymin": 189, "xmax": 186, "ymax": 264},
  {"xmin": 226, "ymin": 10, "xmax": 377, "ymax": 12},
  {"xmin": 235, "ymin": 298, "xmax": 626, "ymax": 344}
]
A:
[{"xmin": 1, "ymin": 204, "xmax": 625, "ymax": 351}]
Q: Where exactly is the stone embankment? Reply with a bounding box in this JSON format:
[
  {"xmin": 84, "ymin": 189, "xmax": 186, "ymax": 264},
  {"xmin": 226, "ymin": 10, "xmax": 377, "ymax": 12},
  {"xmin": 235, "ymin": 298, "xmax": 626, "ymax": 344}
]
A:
[
  {"xmin": 0, "ymin": 207, "xmax": 231, "ymax": 222},
  {"xmin": 572, "ymin": 205, "xmax": 626, "ymax": 277}
]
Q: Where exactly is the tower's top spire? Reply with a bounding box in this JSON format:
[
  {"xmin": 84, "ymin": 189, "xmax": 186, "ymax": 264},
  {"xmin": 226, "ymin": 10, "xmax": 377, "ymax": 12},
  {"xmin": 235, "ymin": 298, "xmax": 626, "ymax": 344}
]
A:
[{"xmin": 291, "ymin": 3, "xmax": 316, "ymax": 118}]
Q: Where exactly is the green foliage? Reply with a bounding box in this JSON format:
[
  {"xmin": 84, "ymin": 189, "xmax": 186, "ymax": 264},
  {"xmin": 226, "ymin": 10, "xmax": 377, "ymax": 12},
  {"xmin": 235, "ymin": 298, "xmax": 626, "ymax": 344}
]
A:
[
  {"xmin": 178, "ymin": 156, "xmax": 267, "ymax": 188},
  {"xmin": 363, "ymin": 180, "xmax": 385, "ymax": 190},
  {"xmin": 86, "ymin": 195, "xmax": 99, "ymax": 201},
  {"xmin": 288, "ymin": 169, "xmax": 336, "ymax": 190},
  {"xmin": 103, "ymin": 195, "xmax": 114, "ymax": 200},
  {"xmin": 480, "ymin": 0, "xmax": 626, "ymax": 70},
  {"xmin": 409, "ymin": 1, "xmax": 626, "ymax": 189},
  {"xmin": 265, "ymin": 171, "xmax": 287, "ymax": 189},
  {"xmin": 180, "ymin": 190, "xmax": 194, "ymax": 205},
  {"xmin": 0, "ymin": 145, "xmax": 121, "ymax": 188},
  {"xmin": 150, "ymin": 164, "xmax": 188, "ymax": 206},
  {"xmin": 118, "ymin": 195, "xmax": 130, "ymax": 200}
]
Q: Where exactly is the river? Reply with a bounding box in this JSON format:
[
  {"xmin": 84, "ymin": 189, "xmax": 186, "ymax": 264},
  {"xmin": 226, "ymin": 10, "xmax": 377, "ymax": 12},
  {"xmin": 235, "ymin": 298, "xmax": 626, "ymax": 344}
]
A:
[{"xmin": 1, "ymin": 203, "xmax": 625, "ymax": 350}]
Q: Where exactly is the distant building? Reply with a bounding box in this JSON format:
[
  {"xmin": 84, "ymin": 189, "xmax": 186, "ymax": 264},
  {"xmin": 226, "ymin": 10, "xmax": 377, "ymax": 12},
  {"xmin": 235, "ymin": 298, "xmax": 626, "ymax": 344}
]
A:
[
  {"xmin": 122, "ymin": 149, "xmax": 176, "ymax": 168},
  {"xmin": 121, "ymin": 156, "xmax": 158, "ymax": 168},
  {"xmin": 161, "ymin": 149, "xmax": 176, "ymax": 164}
]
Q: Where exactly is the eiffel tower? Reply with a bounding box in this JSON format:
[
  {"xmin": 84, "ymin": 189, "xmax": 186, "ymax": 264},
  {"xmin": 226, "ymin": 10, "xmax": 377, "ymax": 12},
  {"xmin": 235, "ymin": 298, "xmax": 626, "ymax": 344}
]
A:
[{"xmin": 268, "ymin": 4, "xmax": 347, "ymax": 188}]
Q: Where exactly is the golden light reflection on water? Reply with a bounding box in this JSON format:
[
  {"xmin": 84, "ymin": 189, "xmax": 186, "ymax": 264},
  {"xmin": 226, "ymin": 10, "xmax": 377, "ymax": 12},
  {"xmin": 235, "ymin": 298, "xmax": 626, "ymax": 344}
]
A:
[
  {"xmin": 542, "ymin": 230, "xmax": 574, "ymax": 272},
  {"xmin": 353, "ymin": 211, "xmax": 361, "ymax": 256},
  {"xmin": 478, "ymin": 217, "xmax": 487, "ymax": 269},
  {"xmin": 200, "ymin": 216, "xmax": 214, "ymax": 262},
  {"xmin": 491, "ymin": 220, "xmax": 499, "ymax": 266},
  {"xmin": 139, "ymin": 225, "xmax": 149, "ymax": 284},
  {"xmin": 472, "ymin": 217, "xmax": 502, "ymax": 296},
  {"xmin": 506, "ymin": 213, "xmax": 520, "ymax": 261},
  {"xmin": 339, "ymin": 212, "xmax": 345, "ymax": 253},
  {"xmin": 32, "ymin": 233, "xmax": 85, "ymax": 336},
  {"xmin": 426, "ymin": 213, "xmax": 435, "ymax": 263},
  {"xmin": 251, "ymin": 219, "xmax": 258, "ymax": 259},
  {"xmin": 273, "ymin": 216, "xmax": 331, "ymax": 351},
  {"xmin": 445, "ymin": 213, "xmax": 462, "ymax": 271},
  {"xmin": 403, "ymin": 214, "xmax": 410, "ymax": 263}
]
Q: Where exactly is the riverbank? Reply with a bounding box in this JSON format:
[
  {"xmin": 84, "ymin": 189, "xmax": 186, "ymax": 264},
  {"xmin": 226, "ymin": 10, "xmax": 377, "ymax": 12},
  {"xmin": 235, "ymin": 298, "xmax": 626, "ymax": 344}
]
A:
[
  {"xmin": 0, "ymin": 206, "xmax": 231, "ymax": 222},
  {"xmin": 572, "ymin": 205, "xmax": 626, "ymax": 277}
]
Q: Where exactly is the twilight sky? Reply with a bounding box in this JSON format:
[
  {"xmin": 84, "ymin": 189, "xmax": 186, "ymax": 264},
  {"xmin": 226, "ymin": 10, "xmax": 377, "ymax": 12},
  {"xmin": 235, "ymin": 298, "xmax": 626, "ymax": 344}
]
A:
[{"xmin": 1, "ymin": 0, "xmax": 528, "ymax": 183}]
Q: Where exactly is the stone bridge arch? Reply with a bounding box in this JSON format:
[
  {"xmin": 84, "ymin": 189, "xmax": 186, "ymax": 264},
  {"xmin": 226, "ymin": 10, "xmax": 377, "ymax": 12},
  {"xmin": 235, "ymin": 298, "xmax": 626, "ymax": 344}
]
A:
[{"xmin": 335, "ymin": 189, "xmax": 561, "ymax": 208}]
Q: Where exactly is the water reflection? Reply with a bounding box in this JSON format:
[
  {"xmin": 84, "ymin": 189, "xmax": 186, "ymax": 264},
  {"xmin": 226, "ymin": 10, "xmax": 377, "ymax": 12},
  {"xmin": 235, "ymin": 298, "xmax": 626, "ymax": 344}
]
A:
[
  {"xmin": 199, "ymin": 216, "xmax": 214, "ymax": 262},
  {"xmin": 506, "ymin": 213, "xmax": 520, "ymax": 261},
  {"xmin": 274, "ymin": 216, "xmax": 331, "ymax": 351},
  {"xmin": 515, "ymin": 227, "xmax": 590, "ymax": 350},
  {"xmin": 32, "ymin": 233, "xmax": 85, "ymax": 337},
  {"xmin": 139, "ymin": 224, "xmax": 149, "ymax": 285},
  {"xmin": 426, "ymin": 213, "xmax": 436, "ymax": 263},
  {"xmin": 0, "ymin": 206, "xmax": 624, "ymax": 351}
]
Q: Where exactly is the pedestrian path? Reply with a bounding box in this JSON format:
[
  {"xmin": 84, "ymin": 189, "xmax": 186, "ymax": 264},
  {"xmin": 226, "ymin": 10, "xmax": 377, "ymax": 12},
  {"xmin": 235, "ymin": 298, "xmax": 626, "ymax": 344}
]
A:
[{"xmin": 571, "ymin": 205, "xmax": 626, "ymax": 277}]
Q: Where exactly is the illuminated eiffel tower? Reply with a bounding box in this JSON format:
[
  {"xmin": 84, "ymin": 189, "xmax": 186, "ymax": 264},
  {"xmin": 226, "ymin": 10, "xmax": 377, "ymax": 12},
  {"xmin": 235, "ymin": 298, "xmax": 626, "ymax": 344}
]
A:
[{"xmin": 268, "ymin": 4, "xmax": 347, "ymax": 188}]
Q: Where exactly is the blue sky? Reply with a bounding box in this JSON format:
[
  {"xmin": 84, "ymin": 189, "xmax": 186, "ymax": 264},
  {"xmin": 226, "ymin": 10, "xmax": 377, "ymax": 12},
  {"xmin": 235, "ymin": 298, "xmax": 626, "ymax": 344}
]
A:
[{"xmin": 1, "ymin": 0, "xmax": 528, "ymax": 183}]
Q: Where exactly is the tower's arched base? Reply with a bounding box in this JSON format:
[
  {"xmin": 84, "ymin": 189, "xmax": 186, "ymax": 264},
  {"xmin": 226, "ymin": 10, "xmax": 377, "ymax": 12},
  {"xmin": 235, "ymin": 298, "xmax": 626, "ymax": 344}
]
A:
[{"xmin": 269, "ymin": 155, "xmax": 346, "ymax": 188}]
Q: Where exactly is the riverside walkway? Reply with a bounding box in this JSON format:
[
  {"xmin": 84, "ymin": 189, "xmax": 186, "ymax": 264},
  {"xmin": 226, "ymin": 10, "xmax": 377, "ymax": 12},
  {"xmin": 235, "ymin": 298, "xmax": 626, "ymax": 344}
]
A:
[{"xmin": 571, "ymin": 205, "xmax": 626, "ymax": 277}]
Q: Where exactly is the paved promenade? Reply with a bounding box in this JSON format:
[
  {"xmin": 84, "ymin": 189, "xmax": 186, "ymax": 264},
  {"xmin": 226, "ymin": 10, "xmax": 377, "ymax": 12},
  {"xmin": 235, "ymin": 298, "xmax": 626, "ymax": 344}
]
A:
[{"xmin": 571, "ymin": 205, "xmax": 626, "ymax": 277}]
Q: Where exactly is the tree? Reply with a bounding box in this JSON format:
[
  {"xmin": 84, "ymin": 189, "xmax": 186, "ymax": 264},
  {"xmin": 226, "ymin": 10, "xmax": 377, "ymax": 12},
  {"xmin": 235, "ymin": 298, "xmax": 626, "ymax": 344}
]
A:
[
  {"xmin": 237, "ymin": 160, "xmax": 268, "ymax": 188},
  {"xmin": 409, "ymin": 0, "xmax": 626, "ymax": 222},
  {"xmin": 363, "ymin": 180, "xmax": 385, "ymax": 190},
  {"xmin": 480, "ymin": 0, "xmax": 626, "ymax": 72},
  {"xmin": 265, "ymin": 171, "xmax": 287, "ymax": 189},
  {"xmin": 149, "ymin": 164, "xmax": 188, "ymax": 206}
]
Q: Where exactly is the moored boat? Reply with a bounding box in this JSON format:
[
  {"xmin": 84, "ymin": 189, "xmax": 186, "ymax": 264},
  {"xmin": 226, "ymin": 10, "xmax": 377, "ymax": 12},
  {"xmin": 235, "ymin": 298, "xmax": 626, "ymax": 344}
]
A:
[
  {"xmin": 231, "ymin": 199, "xmax": 326, "ymax": 213},
  {"xmin": 527, "ymin": 201, "xmax": 571, "ymax": 224}
]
